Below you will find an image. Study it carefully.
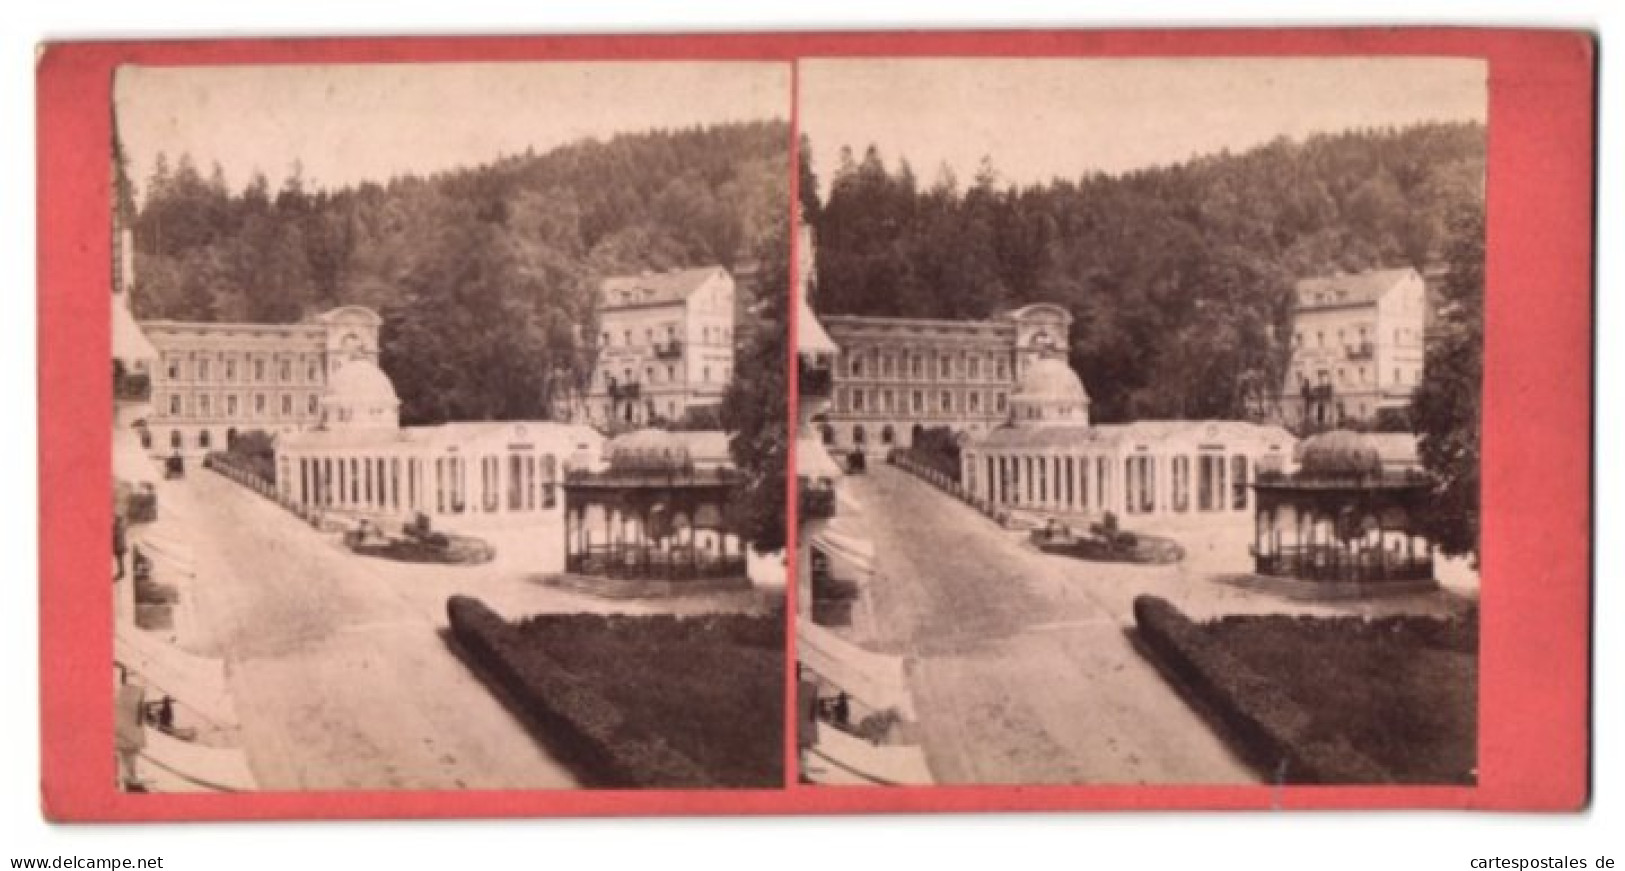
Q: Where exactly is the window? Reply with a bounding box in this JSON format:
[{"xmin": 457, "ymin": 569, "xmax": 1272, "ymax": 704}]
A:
[
  {"xmin": 1394, "ymin": 368, "xmax": 1401, "ymax": 385},
  {"xmin": 969, "ymin": 392, "xmax": 981, "ymax": 413},
  {"xmin": 882, "ymin": 390, "xmax": 895, "ymax": 413},
  {"xmin": 836, "ymin": 389, "xmax": 849, "ymax": 413},
  {"xmin": 850, "ymin": 354, "xmax": 864, "ymax": 377},
  {"xmin": 198, "ymin": 430, "xmax": 211, "ymax": 449},
  {"xmin": 169, "ymin": 395, "xmax": 180, "ymax": 416},
  {"xmin": 227, "ymin": 395, "xmax": 239, "ymax": 416},
  {"xmin": 939, "ymin": 357, "xmax": 951, "ymax": 379},
  {"xmin": 199, "ymin": 394, "xmax": 211, "ymax": 415},
  {"xmin": 667, "ymin": 365, "xmax": 676, "ymax": 382},
  {"xmin": 197, "ymin": 359, "xmax": 210, "ymax": 380},
  {"xmin": 645, "ymin": 328, "xmax": 654, "ymax": 344},
  {"xmin": 996, "ymin": 358, "xmax": 1008, "ymax": 380},
  {"xmin": 853, "ymin": 390, "xmax": 866, "ymax": 412},
  {"xmin": 280, "ymin": 361, "xmax": 292, "ymax": 382},
  {"xmin": 308, "ymin": 394, "xmax": 318, "ymax": 414},
  {"xmin": 281, "ymin": 395, "xmax": 293, "ymax": 416},
  {"xmin": 166, "ymin": 360, "xmax": 179, "ymax": 380},
  {"xmin": 254, "ymin": 359, "xmax": 266, "ymax": 382},
  {"xmin": 969, "ymin": 357, "xmax": 980, "ymax": 379},
  {"xmin": 623, "ymin": 330, "xmax": 631, "ymax": 347},
  {"xmin": 996, "ymin": 392, "xmax": 1008, "ymax": 413},
  {"xmin": 703, "ymin": 366, "xmax": 711, "ymax": 383},
  {"xmin": 1317, "ymin": 331, "xmax": 1325, "ymax": 348},
  {"xmin": 941, "ymin": 391, "xmax": 953, "ymax": 413},
  {"xmin": 646, "ymin": 366, "xmax": 655, "ymax": 384},
  {"xmin": 602, "ymin": 331, "xmax": 611, "ymax": 347},
  {"xmin": 881, "ymin": 354, "xmax": 894, "ymax": 378},
  {"xmin": 255, "ymin": 394, "xmax": 266, "ymax": 415},
  {"xmin": 170, "ymin": 430, "xmax": 182, "ymax": 449},
  {"xmin": 910, "ymin": 356, "xmax": 922, "ymax": 379},
  {"xmin": 911, "ymin": 391, "xmax": 924, "ymax": 414},
  {"xmin": 308, "ymin": 362, "xmax": 318, "ymax": 382}
]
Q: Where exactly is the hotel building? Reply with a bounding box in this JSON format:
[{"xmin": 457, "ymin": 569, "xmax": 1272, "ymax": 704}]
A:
[
  {"xmin": 586, "ymin": 266, "xmax": 737, "ymax": 428},
  {"xmin": 1278, "ymin": 267, "xmax": 1428, "ymax": 429}
]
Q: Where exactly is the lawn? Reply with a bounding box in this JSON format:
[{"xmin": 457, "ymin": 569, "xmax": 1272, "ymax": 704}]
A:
[
  {"xmin": 449, "ymin": 596, "xmax": 784, "ymax": 788},
  {"xmin": 1136, "ymin": 596, "xmax": 1477, "ymax": 784}
]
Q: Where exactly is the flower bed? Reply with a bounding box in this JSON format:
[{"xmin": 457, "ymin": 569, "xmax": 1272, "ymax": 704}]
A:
[
  {"xmin": 448, "ymin": 596, "xmax": 783, "ymax": 788},
  {"xmin": 1134, "ymin": 595, "xmax": 1476, "ymax": 784}
]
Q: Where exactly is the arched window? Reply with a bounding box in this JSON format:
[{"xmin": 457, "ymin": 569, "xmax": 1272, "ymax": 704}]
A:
[
  {"xmin": 198, "ymin": 430, "xmax": 211, "ymax": 450},
  {"xmin": 881, "ymin": 425, "xmax": 895, "ymax": 445}
]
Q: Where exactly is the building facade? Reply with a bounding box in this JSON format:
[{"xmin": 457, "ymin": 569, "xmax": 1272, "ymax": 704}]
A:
[
  {"xmin": 818, "ymin": 303, "xmax": 1074, "ymax": 452},
  {"xmin": 586, "ymin": 266, "xmax": 736, "ymax": 428},
  {"xmin": 140, "ymin": 306, "xmax": 383, "ymax": 455},
  {"xmin": 1278, "ymin": 268, "xmax": 1428, "ymax": 429}
]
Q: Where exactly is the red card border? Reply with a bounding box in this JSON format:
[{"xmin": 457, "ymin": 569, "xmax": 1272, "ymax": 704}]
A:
[{"xmin": 37, "ymin": 28, "xmax": 1594, "ymax": 820}]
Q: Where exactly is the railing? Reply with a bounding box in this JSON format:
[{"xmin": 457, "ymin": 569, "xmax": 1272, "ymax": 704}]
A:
[
  {"xmin": 799, "ymin": 486, "xmax": 837, "ymax": 521},
  {"xmin": 565, "ymin": 466, "xmax": 740, "ymax": 486},
  {"xmin": 1254, "ymin": 546, "xmax": 1433, "ymax": 582},
  {"xmin": 115, "ymin": 370, "xmax": 152, "ymax": 403},
  {"xmin": 609, "ymin": 382, "xmax": 642, "ymax": 401},
  {"xmin": 653, "ymin": 339, "xmax": 684, "ymax": 359},
  {"xmin": 1301, "ymin": 384, "xmax": 1334, "ymax": 402},
  {"xmin": 887, "ymin": 449, "xmax": 1013, "ymax": 526},
  {"xmin": 1345, "ymin": 341, "xmax": 1375, "ymax": 360},
  {"xmin": 565, "ymin": 547, "xmax": 748, "ymax": 581}
]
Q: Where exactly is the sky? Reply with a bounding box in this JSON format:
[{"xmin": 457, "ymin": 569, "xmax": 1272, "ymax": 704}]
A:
[
  {"xmin": 115, "ymin": 61, "xmax": 791, "ymax": 199},
  {"xmin": 800, "ymin": 57, "xmax": 1487, "ymax": 195}
]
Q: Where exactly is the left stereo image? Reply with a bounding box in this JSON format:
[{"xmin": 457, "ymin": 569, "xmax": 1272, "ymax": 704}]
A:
[{"xmin": 108, "ymin": 61, "xmax": 794, "ymax": 792}]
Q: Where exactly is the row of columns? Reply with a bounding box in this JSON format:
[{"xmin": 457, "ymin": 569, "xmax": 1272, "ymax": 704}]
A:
[{"xmin": 287, "ymin": 451, "xmax": 559, "ymax": 519}]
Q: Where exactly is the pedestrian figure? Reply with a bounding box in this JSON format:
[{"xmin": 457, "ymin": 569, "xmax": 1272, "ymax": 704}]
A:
[
  {"xmin": 832, "ymin": 691, "xmax": 851, "ymax": 728},
  {"xmin": 113, "ymin": 514, "xmax": 127, "ymax": 581}
]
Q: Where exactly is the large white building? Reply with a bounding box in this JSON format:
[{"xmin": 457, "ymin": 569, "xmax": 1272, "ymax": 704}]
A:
[
  {"xmin": 140, "ymin": 306, "xmax": 384, "ymax": 455},
  {"xmin": 959, "ymin": 330, "xmax": 1296, "ymax": 522},
  {"xmin": 585, "ymin": 266, "xmax": 736, "ymax": 428},
  {"xmin": 1278, "ymin": 267, "xmax": 1428, "ymax": 429},
  {"xmin": 276, "ymin": 358, "xmax": 603, "ymax": 526}
]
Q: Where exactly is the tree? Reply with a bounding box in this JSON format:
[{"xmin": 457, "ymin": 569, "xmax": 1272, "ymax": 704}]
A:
[
  {"xmin": 720, "ymin": 213, "xmax": 789, "ymax": 554},
  {"xmin": 1410, "ymin": 204, "xmax": 1484, "ymax": 562}
]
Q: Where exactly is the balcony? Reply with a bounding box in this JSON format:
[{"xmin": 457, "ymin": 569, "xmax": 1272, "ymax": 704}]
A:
[
  {"xmin": 1301, "ymin": 384, "xmax": 1334, "ymax": 402},
  {"xmin": 608, "ymin": 382, "xmax": 642, "ymax": 401},
  {"xmin": 1345, "ymin": 341, "xmax": 1375, "ymax": 360},
  {"xmin": 799, "ymin": 364, "xmax": 833, "ymax": 398},
  {"xmin": 653, "ymin": 339, "xmax": 684, "ymax": 360},
  {"xmin": 799, "ymin": 486, "xmax": 837, "ymax": 522},
  {"xmin": 114, "ymin": 368, "xmax": 151, "ymax": 403}
]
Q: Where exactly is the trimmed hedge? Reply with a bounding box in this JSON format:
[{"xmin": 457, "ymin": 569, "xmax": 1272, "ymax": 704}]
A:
[
  {"xmin": 448, "ymin": 596, "xmax": 783, "ymax": 788},
  {"xmin": 1134, "ymin": 595, "xmax": 1394, "ymax": 784}
]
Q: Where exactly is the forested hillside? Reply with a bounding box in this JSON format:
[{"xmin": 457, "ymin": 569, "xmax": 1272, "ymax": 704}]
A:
[
  {"xmin": 123, "ymin": 120, "xmax": 790, "ymax": 424},
  {"xmin": 807, "ymin": 122, "xmax": 1485, "ymax": 423}
]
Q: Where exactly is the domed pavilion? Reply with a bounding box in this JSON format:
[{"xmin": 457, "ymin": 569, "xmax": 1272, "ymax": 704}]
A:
[{"xmin": 1250, "ymin": 429, "xmax": 1438, "ymax": 587}]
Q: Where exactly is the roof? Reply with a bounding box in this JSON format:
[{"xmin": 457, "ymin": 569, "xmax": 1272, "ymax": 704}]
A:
[
  {"xmin": 282, "ymin": 420, "xmax": 604, "ymax": 456},
  {"xmin": 970, "ymin": 419, "xmax": 1297, "ymax": 452},
  {"xmin": 326, "ymin": 359, "xmax": 399, "ymax": 404},
  {"xmin": 112, "ymin": 293, "xmax": 158, "ymax": 364},
  {"xmin": 1014, "ymin": 357, "xmax": 1091, "ymax": 405},
  {"xmin": 797, "ymin": 296, "xmax": 838, "ymax": 355},
  {"xmin": 1294, "ymin": 268, "xmax": 1418, "ymax": 311},
  {"xmin": 600, "ymin": 266, "xmax": 727, "ymax": 309}
]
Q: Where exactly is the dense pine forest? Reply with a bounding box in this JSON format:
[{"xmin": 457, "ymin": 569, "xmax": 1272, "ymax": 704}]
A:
[
  {"xmin": 119, "ymin": 120, "xmax": 790, "ymax": 424},
  {"xmin": 806, "ymin": 122, "xmax": 1485, "ymax": 424}
]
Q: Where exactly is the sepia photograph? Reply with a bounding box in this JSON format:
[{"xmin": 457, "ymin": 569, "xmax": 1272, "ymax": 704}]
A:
[
  {"xmin": 794, "ymin": 57, "xmax": 1487, "ymax": 786},
  {"xmin": 107, "ymin": 61, "xmax": 793, "ymax": 792}
]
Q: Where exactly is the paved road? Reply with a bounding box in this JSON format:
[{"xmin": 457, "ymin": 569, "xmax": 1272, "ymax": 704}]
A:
[
  {"xmin": 843, "ymin": 465, "xmax": 1258, "ymax": 786},
  {"xmin": 174, "ymin": 471, "xmax": 579, "ymax": 791}
]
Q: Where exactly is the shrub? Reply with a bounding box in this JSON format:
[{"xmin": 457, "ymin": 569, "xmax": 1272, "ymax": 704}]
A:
[{"xmin": 1135, "ymin": 596, "xmax": 1475, "ymax": 784}]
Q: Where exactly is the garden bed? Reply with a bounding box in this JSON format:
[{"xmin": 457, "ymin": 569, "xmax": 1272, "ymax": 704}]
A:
[
  {"xmin": 1134, "ymin": 595, "xmax": 1476, "ymax": 784},
  {"xmin": 1032, "ymin": 529, "xmax": 1184, "ymax": 564},
  {"xmin": 448, "ymin": 596, "xmax": 783, "ymax": 788}
]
